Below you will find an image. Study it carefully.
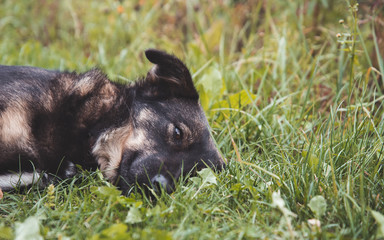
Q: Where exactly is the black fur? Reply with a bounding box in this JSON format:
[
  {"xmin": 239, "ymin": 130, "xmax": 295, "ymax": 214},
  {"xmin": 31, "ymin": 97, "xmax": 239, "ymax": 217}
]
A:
[{"xmin": 0, "ymin": 49, "xmax": 224, "ymax": 193}]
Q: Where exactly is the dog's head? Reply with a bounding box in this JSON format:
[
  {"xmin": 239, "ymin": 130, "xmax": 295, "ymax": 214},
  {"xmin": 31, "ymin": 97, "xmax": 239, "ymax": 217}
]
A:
[{"xmin": 93, "ymin": 49, "xmax": 225, "ymax": 194}]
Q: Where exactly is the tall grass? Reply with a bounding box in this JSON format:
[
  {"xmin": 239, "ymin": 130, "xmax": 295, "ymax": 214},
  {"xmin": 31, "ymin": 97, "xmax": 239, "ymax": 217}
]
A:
[{"xmin": 0, "ymin": 0, "xmax": 383, "ymax": 239}]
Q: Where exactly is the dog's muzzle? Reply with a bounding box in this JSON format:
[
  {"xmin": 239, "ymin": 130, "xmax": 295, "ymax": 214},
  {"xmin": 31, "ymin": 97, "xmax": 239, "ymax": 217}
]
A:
[{"xmin": 151, "ymin": 174, "xmax": 173, "ymax": 193}]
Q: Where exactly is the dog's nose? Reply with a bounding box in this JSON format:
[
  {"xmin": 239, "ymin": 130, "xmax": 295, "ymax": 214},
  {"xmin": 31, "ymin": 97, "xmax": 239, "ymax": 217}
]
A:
[{"xmin": 151, "ymin": 174, "xmax": 172, "ymax": 193}]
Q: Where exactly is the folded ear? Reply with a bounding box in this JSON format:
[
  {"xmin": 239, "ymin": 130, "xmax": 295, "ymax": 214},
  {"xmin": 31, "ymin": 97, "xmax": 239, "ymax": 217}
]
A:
[{"xmin": 135, "ymin": 49, "xmax": 199, "ymax": 100}]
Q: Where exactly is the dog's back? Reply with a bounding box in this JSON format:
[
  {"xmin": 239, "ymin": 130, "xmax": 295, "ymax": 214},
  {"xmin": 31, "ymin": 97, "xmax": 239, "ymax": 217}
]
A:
[
  {"xmin": 0, "ymin": 65, "xmax": 59, "ymax": 82},
  {"xmin": 0, "ymin": 66, "xmax": 54, "ymax": 165},
  {"xmin": 0, "ymin": 66, "xmax": 105, "ymax": 180}
]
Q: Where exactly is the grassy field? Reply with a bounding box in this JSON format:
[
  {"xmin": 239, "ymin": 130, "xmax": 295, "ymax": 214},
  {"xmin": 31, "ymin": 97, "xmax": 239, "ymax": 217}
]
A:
[{"xmin": 1, "ymin": 0, "xmax": 384, "ymax": 239}]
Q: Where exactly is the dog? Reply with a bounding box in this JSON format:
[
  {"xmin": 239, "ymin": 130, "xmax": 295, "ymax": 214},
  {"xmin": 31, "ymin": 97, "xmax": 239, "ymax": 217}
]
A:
[{"xmin": 0, "ymin": 49, "xmax": 225, "ymax": 193}]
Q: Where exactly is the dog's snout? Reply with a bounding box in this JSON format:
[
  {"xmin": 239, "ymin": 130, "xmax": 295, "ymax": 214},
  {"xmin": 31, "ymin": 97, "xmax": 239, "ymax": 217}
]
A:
[
  {"xmin": 151, "ymin": 174, "xmax": 173, "ymax": 193},
  {"xmin": 204, "ymin": 151, "xmax": 226, "ymax": 171},
  {"xmin": 151, "ymin": 174, "xmax": 168, "ymax": 187},
  {"xmin": 217, "ymin": 160, "xmax": 226, "ymax": 171}
]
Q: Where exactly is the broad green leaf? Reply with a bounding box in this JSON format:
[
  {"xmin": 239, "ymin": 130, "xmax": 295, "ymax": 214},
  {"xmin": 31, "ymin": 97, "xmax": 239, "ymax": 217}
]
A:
[
  {"xmin": 125, "ymin": 207, "xmax": 143, "ymax": 224},
  {"xmin": 189, "ymin": 176, "xmax": 202, "ymax": 186},
  {"xmin": 189, "ymin": 20, "xmax": 223, "ymax": 54},
  {"xmin": 308, "ymin": 195, "xmax": 327, "ymax": 218},
  {"xmin": 211, "ymin": 90, "xmax": 257, "ymax": 119},
  {"xmin": 116, "ymin": 196, "xmax": 139, "ymax": 206},
  {"xmin": 271, "ymin": 191, "xmax": 297, "ymax": 218},
  {"xmin": 90, "ymin": 223, "xmax": 130, "ymax": 240},
  {"xmin": 140, "ymin": 229, "xmax": 173, "ymax": 240},
  {"xmin": 372, "ymin": 210, "xmax": 384, "ymax": 238},
  {"xmin": 201, "ymin": 20, "xmax": 223, "ymax": 52},
  {"xmin": 91, "ymin": 186, "xmax": 121, "ymax": 199},
  {"xmin": 15, "ymin": 216, "xmax": 43, "ymax": 240},
  {"xmin": 196, "ymin": 65, "xmax": 225, "ymax": 110},
  {"xmin": 302, "ymin": 151, "xmax": 320, "ymax": 171},
  {"xmin": 197, "ymin": 168, "xmax": 217, "ymax": 187},
  {"xmin": 146, "ymin": 205, "xmax": 161, "ymax": 217},
  {"xmin": 199, "ymin": 67, "xmax": 222, "ymax": 94},
  {"xmin": 192, "ymin": 168, "xmax": 218, "ymax": 199},
  {"xmin": 0, "ymin": 226, "xmax": 13, "ymax": 240},
  {"xmin": 212, "ymin": 90, "xmax": 257, "ymax": 110}
]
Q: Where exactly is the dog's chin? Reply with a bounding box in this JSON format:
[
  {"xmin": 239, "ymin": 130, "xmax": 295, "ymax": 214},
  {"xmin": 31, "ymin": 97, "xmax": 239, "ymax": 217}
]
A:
[
  {"xmin": 116, "ymin": 168, "xmax": 176, "ymax": 196},
  {"xmin": 116, "ymin": 178, "xmax": 175, "ymax": 198}
]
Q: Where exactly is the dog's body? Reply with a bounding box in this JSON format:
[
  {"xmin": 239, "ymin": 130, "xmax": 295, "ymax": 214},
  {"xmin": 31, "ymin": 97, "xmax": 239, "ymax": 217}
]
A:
[{"xmin": 0, "ymin": 49, "xmax": 224, "ymax": 193}]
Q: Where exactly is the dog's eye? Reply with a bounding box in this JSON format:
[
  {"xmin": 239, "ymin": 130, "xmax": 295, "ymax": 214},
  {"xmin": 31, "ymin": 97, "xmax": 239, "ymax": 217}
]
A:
[{"xmin": 173, "ymin": 126, "xmax": 183, "ymax": 140}]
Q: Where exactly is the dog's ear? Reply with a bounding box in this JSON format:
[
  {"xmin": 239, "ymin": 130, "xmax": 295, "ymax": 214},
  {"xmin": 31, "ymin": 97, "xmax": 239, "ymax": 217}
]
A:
[{"xmin": 135, "ymin": 49, "xmax": 198, "ymax": 100}]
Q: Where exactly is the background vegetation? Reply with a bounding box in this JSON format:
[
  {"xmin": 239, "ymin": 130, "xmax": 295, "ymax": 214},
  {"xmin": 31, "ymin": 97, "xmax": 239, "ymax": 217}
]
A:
[{"xmin": 1, "ymin": 0, "xmax": 384, "ymax": 239}]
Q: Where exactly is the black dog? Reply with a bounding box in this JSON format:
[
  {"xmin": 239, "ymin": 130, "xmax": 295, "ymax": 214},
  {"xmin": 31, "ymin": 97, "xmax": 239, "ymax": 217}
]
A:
[{"xmin": 0, "ymin": 49, "xmax": 224, "ymax": 193}]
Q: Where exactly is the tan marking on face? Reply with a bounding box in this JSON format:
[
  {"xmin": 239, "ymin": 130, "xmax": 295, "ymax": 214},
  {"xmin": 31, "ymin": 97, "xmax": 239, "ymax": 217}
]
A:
[
  {"xmin": 124, "ymin": 128, "xmax": 152, "ymax": 151},
  {"xmin": 92, "ymin": 121, "xmax": 156, "ymax": 183},
  {"xmin": 0, "ymin": 103, "xmax": 33, "ymax": 151},
  {"xmin": 92, "ymin": 124, "xmax": 132, "ymax": 182},
  {"xmin": 137, "ymin": 108, "xmax": 156, "ymax": 122}
]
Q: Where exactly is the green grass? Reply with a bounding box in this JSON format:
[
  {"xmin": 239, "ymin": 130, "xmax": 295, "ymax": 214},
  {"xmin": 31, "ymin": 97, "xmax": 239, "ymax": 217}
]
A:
[{"xmin": 1, "ymin": 0, "xmax": 384, "ymax": 239}]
